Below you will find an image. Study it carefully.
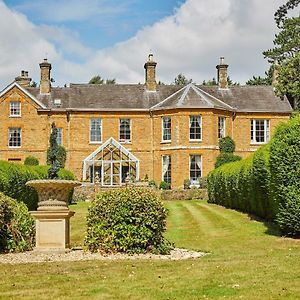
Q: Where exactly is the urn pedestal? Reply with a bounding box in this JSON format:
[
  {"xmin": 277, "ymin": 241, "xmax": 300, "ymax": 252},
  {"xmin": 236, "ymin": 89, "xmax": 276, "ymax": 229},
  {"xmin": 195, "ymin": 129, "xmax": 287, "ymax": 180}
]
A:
[{"xmin": 26, "ymin": 180, "xmax": 81, "ymax": 252}]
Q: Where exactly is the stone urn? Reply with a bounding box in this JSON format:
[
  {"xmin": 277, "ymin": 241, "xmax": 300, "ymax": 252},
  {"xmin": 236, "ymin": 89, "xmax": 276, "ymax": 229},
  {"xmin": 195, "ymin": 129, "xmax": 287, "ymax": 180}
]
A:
[
  {"xmin": 26, "ymin": 179, "xmax": 81, "ymax": 252},
  {"xmin": 26, "ymin": 179, "xmax": 81, "ymax": 211}
]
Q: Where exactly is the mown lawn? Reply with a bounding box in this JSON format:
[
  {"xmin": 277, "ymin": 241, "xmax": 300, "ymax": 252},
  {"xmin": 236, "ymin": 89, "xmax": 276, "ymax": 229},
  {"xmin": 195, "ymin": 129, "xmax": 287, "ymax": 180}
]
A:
[{"xmin": 1, "ymin": 200, "xmax": 299, "ymax": 300}]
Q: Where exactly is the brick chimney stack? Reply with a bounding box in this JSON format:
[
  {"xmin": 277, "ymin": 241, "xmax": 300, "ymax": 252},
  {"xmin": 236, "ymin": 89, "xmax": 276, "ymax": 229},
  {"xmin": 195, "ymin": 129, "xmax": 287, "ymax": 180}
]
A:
[
  {"xmin": 15, "ymin": 70, "xmax": 32, "ymax": 87},
  {"xmin": 39, "ymin": 58, "xmax": 52, "ymax": 94},
  {"xmin": 216, "ymin": 57, "xmax": 229, "ymax": 89},
  {"xmin": 144, "ymin": 53, "xmax": 157, "ymax": 91}
]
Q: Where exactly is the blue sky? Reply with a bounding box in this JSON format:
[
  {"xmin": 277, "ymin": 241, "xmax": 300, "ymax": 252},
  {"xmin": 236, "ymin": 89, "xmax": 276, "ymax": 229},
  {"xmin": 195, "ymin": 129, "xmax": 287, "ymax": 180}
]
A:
[
  {"xmin": 6, "ymin": 0, "xmax": 181, "ymax": 48},
  {"xmin": 0, "ymin": 0, "xmax": 284, "ymax": 88}
]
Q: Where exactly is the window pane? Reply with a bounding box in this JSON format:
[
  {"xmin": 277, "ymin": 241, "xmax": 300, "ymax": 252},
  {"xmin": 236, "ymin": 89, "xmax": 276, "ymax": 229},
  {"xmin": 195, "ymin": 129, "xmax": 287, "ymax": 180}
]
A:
[
  {"xmin": 189, "ymin": 116, "xmax": 201, "ymax": 140},
  {"xmin": 162, "ymin": 117, "xmax": 171, "ymax": 141},
  {"xmin": 9, "ymin": 128, "xmax": 21, "ymax": 147},
  {"xmin": 56, "ymin": 128, "xmax": 62, "ymax": 145},
  {"xmin": 119, "ymin": 118, "xmax": 131, "ymax": 141},
  {"xmin": 162, "ymin": 155, "xmax": 171, "ymax": 184},
  {"xmin": 218, "ymin": 117, "xmax": 225, "ymax": 138},
  {"xmin": 10, "ymin": 102, "xmax": 21, "ymax": 116},
  {"xmin": 190, "ymin": 155, "xmax": 201, "ymax": 183},
  {"xmin": 90, "ymin": 118, "xmax": 101, "ymax": 142},
  {"xmin": 251, "ymin": 119, "xmax": 269, "ymax": 143}
]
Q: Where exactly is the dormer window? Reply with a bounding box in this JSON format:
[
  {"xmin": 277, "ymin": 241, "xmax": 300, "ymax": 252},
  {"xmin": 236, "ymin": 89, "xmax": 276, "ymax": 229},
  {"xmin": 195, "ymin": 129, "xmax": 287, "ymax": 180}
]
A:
[
  {"xmin": 54, "ymin": 99, "xmax": 61, "ymax": 107},
  {"xmin": 10, "ymin": 102, "xmax": 21, "ymax": 117}
]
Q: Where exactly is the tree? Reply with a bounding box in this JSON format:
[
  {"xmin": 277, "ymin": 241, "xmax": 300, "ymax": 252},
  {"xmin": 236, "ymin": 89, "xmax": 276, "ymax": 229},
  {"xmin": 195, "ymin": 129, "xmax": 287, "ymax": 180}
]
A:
[
  {"xmin": 173, "ymin": 73, "xmax": 193, "ymax": 85},
  {"xmin": 89, "ymin": 75, "xmax": 104, "ymax": 84},
  {"xmin": 105, "ymin": 79, "xmax": 116, "ymax": 85},
  {"xmin": 30, "ymin": 81, "xmax": 37, "ymax": 87},
  {"xmin": 202, "ymin": 78, "xmax": 217, "ymax": 86},
  {"xmin": 263, "ymin": 0, "xmax": 300, "ymax": 109},
  {"xmin": 246, "ymin": 66, "xmax": 274, "ymax": 86},
  {"xmin": 89, "ymin": 75, "xmax": 116, "ymax": 85}
]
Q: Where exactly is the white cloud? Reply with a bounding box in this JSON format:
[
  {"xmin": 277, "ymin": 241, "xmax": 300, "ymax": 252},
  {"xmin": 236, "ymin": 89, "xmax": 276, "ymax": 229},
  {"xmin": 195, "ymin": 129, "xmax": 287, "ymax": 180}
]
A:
[{"xmin": 0, "ymin": 0, "xmax": 286, "ymax": 89}]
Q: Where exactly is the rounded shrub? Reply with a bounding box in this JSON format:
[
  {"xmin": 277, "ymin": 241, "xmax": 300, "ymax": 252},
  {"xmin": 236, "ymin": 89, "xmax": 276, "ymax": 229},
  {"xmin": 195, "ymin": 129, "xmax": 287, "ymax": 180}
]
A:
[
  {"xmin": 269, "ymin": 115, "xmax": 300, "ymax": 236},
  {"xmin": 219, "ymin": 136, "xmax": 236, "ymax": 153},
  {"xmin": 24, "ymin": 156, "xmax": 39, "ymax": 166},
  {"xmin": 0, "ymin": 192, "xmax": 35, "ymax": 253},
  {"xmin": 215, "ymin": 153, "xmax": 242, "ymax": 168},
  {"xmin": 159, "ymin": 181, "xmax": 171, "ymax": 190},
  {"xmin": 84, "ymin": 188, "xmax": 172, "ymax": 254}
]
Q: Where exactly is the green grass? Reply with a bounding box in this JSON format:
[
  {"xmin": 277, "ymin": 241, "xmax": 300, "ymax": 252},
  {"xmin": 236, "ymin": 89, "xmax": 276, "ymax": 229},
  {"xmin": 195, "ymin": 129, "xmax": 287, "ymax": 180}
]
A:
[{"xmin": 1, "ymin": 200, "xmax": 300, "ymax": 299}]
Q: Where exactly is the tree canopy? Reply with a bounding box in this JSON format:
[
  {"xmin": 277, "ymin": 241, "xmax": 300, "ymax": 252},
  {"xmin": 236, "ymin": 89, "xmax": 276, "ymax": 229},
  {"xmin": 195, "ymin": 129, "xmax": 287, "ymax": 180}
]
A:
[
  {"xmin": 247, "ymin": 0, "xmax": 299, "ymax": 109},
  {"xmin": 89, "ymin": 75, "xmax": 116, "ymax": 85},
  {"xmin": 173, "ymin": 73, "xmax": 193, "ymax": 85}
]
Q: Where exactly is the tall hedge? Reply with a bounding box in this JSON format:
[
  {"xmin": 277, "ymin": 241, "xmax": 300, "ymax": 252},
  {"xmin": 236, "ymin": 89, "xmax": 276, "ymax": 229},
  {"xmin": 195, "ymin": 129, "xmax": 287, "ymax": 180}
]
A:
[
  {"xmin": 0, "ymin": 161, "xmax": 75, "ymax": 210},
  {"xmin": 208, "ymin": 115, "xmax": 300, "ymax": 236},
  {"xmin": 208, "ymin": 145, "xmax": 275, "ymax": 220},
  {"xmin": 269, "ymin": 115, "xmax": 300, "ymax": 236}
]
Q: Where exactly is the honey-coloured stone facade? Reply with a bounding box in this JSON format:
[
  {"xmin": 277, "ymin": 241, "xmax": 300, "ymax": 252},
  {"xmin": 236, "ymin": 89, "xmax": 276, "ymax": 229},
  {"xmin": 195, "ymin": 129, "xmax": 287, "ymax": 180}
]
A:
[{"xmin": 0, "ymin": 83, "xmax": 290, "ymax": 188}]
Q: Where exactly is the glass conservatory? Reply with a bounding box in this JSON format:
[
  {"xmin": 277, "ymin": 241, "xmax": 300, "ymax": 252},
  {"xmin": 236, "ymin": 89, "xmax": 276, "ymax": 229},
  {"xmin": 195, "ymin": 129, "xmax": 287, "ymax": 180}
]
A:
[{"xmin": 82, "ymin": 137, "xmax": 139, "ymax": 186}]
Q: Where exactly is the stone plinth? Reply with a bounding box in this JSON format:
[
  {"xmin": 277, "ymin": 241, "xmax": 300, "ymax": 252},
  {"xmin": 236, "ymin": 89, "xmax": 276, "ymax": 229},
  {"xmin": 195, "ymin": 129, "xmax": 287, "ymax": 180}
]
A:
[
  {"xmin": 26, "ymin": 179, "xmax": 81, "ymax": 252},
  {"xmin": 31, "ymin": 210, "xmax": 75, "ymax": 252}
]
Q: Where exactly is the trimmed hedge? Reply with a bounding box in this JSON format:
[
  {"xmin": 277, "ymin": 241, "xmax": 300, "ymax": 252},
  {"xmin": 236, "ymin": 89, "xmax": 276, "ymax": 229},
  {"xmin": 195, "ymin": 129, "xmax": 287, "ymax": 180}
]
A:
[
  {"xmin": 0, "ymin": 192, "xmax": 35, "ymax": 253},
  {"xmin": 208, "ymin": 145, "xmax": 275, "ymax": 220},
  {"xmin": 269, "ymin": 116, "xmax": 300, "ymax": 236},
  {"xmin": 24, "ymin": 156, "xmax": 39, "ymax": 166},
  {"xmin": 0, "ymin": 161, "xmax": 75, "ymax": 210},
  {"xmin": 84, "ymin": 188, "xmax": 172, "ymax": 254},
  {"xmin": 208, "ymin": 116, "xmax": 300, "ymax": 236},
  {"xmin": 215, "ymin": 153, "xmax": 242, "ymax": 168}
]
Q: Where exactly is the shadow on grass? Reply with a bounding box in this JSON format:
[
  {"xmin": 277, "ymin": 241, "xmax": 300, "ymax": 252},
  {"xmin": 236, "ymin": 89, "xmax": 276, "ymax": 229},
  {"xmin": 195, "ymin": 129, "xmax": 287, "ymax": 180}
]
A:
[{"xmin": 247, "ymin": 214, "xmax": 281, "ymax": 237}]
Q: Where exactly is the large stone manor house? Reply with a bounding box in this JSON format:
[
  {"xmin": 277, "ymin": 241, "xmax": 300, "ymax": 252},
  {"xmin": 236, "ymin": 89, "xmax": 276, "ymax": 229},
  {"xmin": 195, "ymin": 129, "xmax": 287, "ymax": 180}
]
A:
[{"xmin": 0, "ymin": 55, "xmax": 292, "ymax": 188}]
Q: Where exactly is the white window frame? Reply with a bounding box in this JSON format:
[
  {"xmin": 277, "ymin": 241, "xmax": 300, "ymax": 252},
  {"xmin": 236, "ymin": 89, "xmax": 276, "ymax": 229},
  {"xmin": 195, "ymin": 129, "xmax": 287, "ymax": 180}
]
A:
[
  {"xmin": 162, "ymin": 116, "xmax": 171, "ymax": 142},
  {"xmin": 189, "ymin": 115, "xmax": 202, "ymax": 141},
  {"xmin": 189, "ymin": 155, "xmax": 202, "ymax": 186},
  {"xmin": 9, "ymin": 101, "xmax": 21, "ymax": 117},
  {"xmin": 162, "ymin": 155, "xmax": 171, "ymax": 185},
  {"xmin": 119, "ymin": 118, "xmax": 131, "ymax": 143},
  {"xmin": 8, "ymin": 128, "xmax": 21, "ymax": 148},
  {"xmin": 250, "ymin": 119, "xmax": 270, "ymax": 144},
  {"xmin": 218, "ymin": 117, "xmax": 225, "ymax": 139},
  {"xmin": 89, "ymin": 118, "xmax": 102, "ymax": 144}
]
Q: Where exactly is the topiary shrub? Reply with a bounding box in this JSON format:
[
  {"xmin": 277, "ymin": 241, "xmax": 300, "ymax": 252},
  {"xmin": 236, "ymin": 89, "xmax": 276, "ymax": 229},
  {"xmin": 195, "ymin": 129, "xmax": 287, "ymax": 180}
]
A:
[
  {"xmin": 0, "ymin": 192, "xmax": 35, "ymax": 253},
  {"xmin": 215, "ymin": 153, "xmax": 242, "ymax": 168},
  {"xmin": 24, "ymin": 156, "xmax": 39, "ymax": 166},
  {"xmin": 159, "ymin": 181, "xmax": 171, "ymax": 190},
  {"xmin": 269, "ymin": 115, "xmax": 300, "ymax": 236},
  {"xmin": 219, "ymin": 136, "xmax": 236, "ymax": 153},
  {"xmin": 84, "ymin": 188, "xmax": 173, "ymax": 254}
]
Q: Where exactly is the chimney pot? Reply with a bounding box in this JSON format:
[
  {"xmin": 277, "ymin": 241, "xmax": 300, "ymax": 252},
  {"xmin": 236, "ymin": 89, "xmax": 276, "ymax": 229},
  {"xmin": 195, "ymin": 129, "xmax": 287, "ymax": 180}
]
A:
[
  {"xmin": 39, "ymin": 58, "xmax": 52, "ymax": 94},
  {"xmin": 216, "ymin": 56, "xmax": 229, "ymax": 89},
  {"xmin": 144, "ymin": 53, "xmax": 157, "ymax": 91}
]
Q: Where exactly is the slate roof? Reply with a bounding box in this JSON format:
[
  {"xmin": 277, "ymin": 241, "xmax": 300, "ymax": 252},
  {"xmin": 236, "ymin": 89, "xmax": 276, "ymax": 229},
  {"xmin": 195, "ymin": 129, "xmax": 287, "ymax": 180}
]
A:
[{"xmin": 23, "ymin": 83, "xmax": 292, "ymax": 113}]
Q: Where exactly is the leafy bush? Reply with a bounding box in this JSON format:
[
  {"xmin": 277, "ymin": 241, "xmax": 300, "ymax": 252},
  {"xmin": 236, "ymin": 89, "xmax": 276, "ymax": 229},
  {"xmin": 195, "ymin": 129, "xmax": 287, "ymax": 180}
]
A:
[
  {"xmin": 0, "ymin": 192, "xmax": 35, "ymax": 253},
  {"xmin": 183, "ymin": 179, "xmax": 190, "ymax": 189},
  {"xmin": 24, "ymin": 156, "xmax": 39, "ymax": 166},
  {"xmin": 159, "ymin": 181, "xmax": 171, "ymax": 190},
  {"xmin": 215, "ymin": 153, "xmax": 242, "ymax": 168},
  {"xmin": 0, "ymin": 161, "xmax": 75, "ymax": 210},
  {"xmin": 84, "ymin": 188, "xmax": 172, "ymax": 254},
  {"xmin": 198, "ymin": 177, "xmax": 208, "ymax": 189},
  {"xmin": 219, "ymin": 136, "xmax": 236, "ymax": 153},
  {"xmin": 269, "ymin": 115, "xmax": 300, "ymax": 236}
]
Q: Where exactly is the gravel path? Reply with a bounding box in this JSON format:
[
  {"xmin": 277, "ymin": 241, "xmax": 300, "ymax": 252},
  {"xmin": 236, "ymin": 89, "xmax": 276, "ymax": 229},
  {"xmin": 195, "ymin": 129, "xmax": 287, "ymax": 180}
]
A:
[{"xmin": 0, "ymin": 248, "xmax": 206, "ymax": 264}]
